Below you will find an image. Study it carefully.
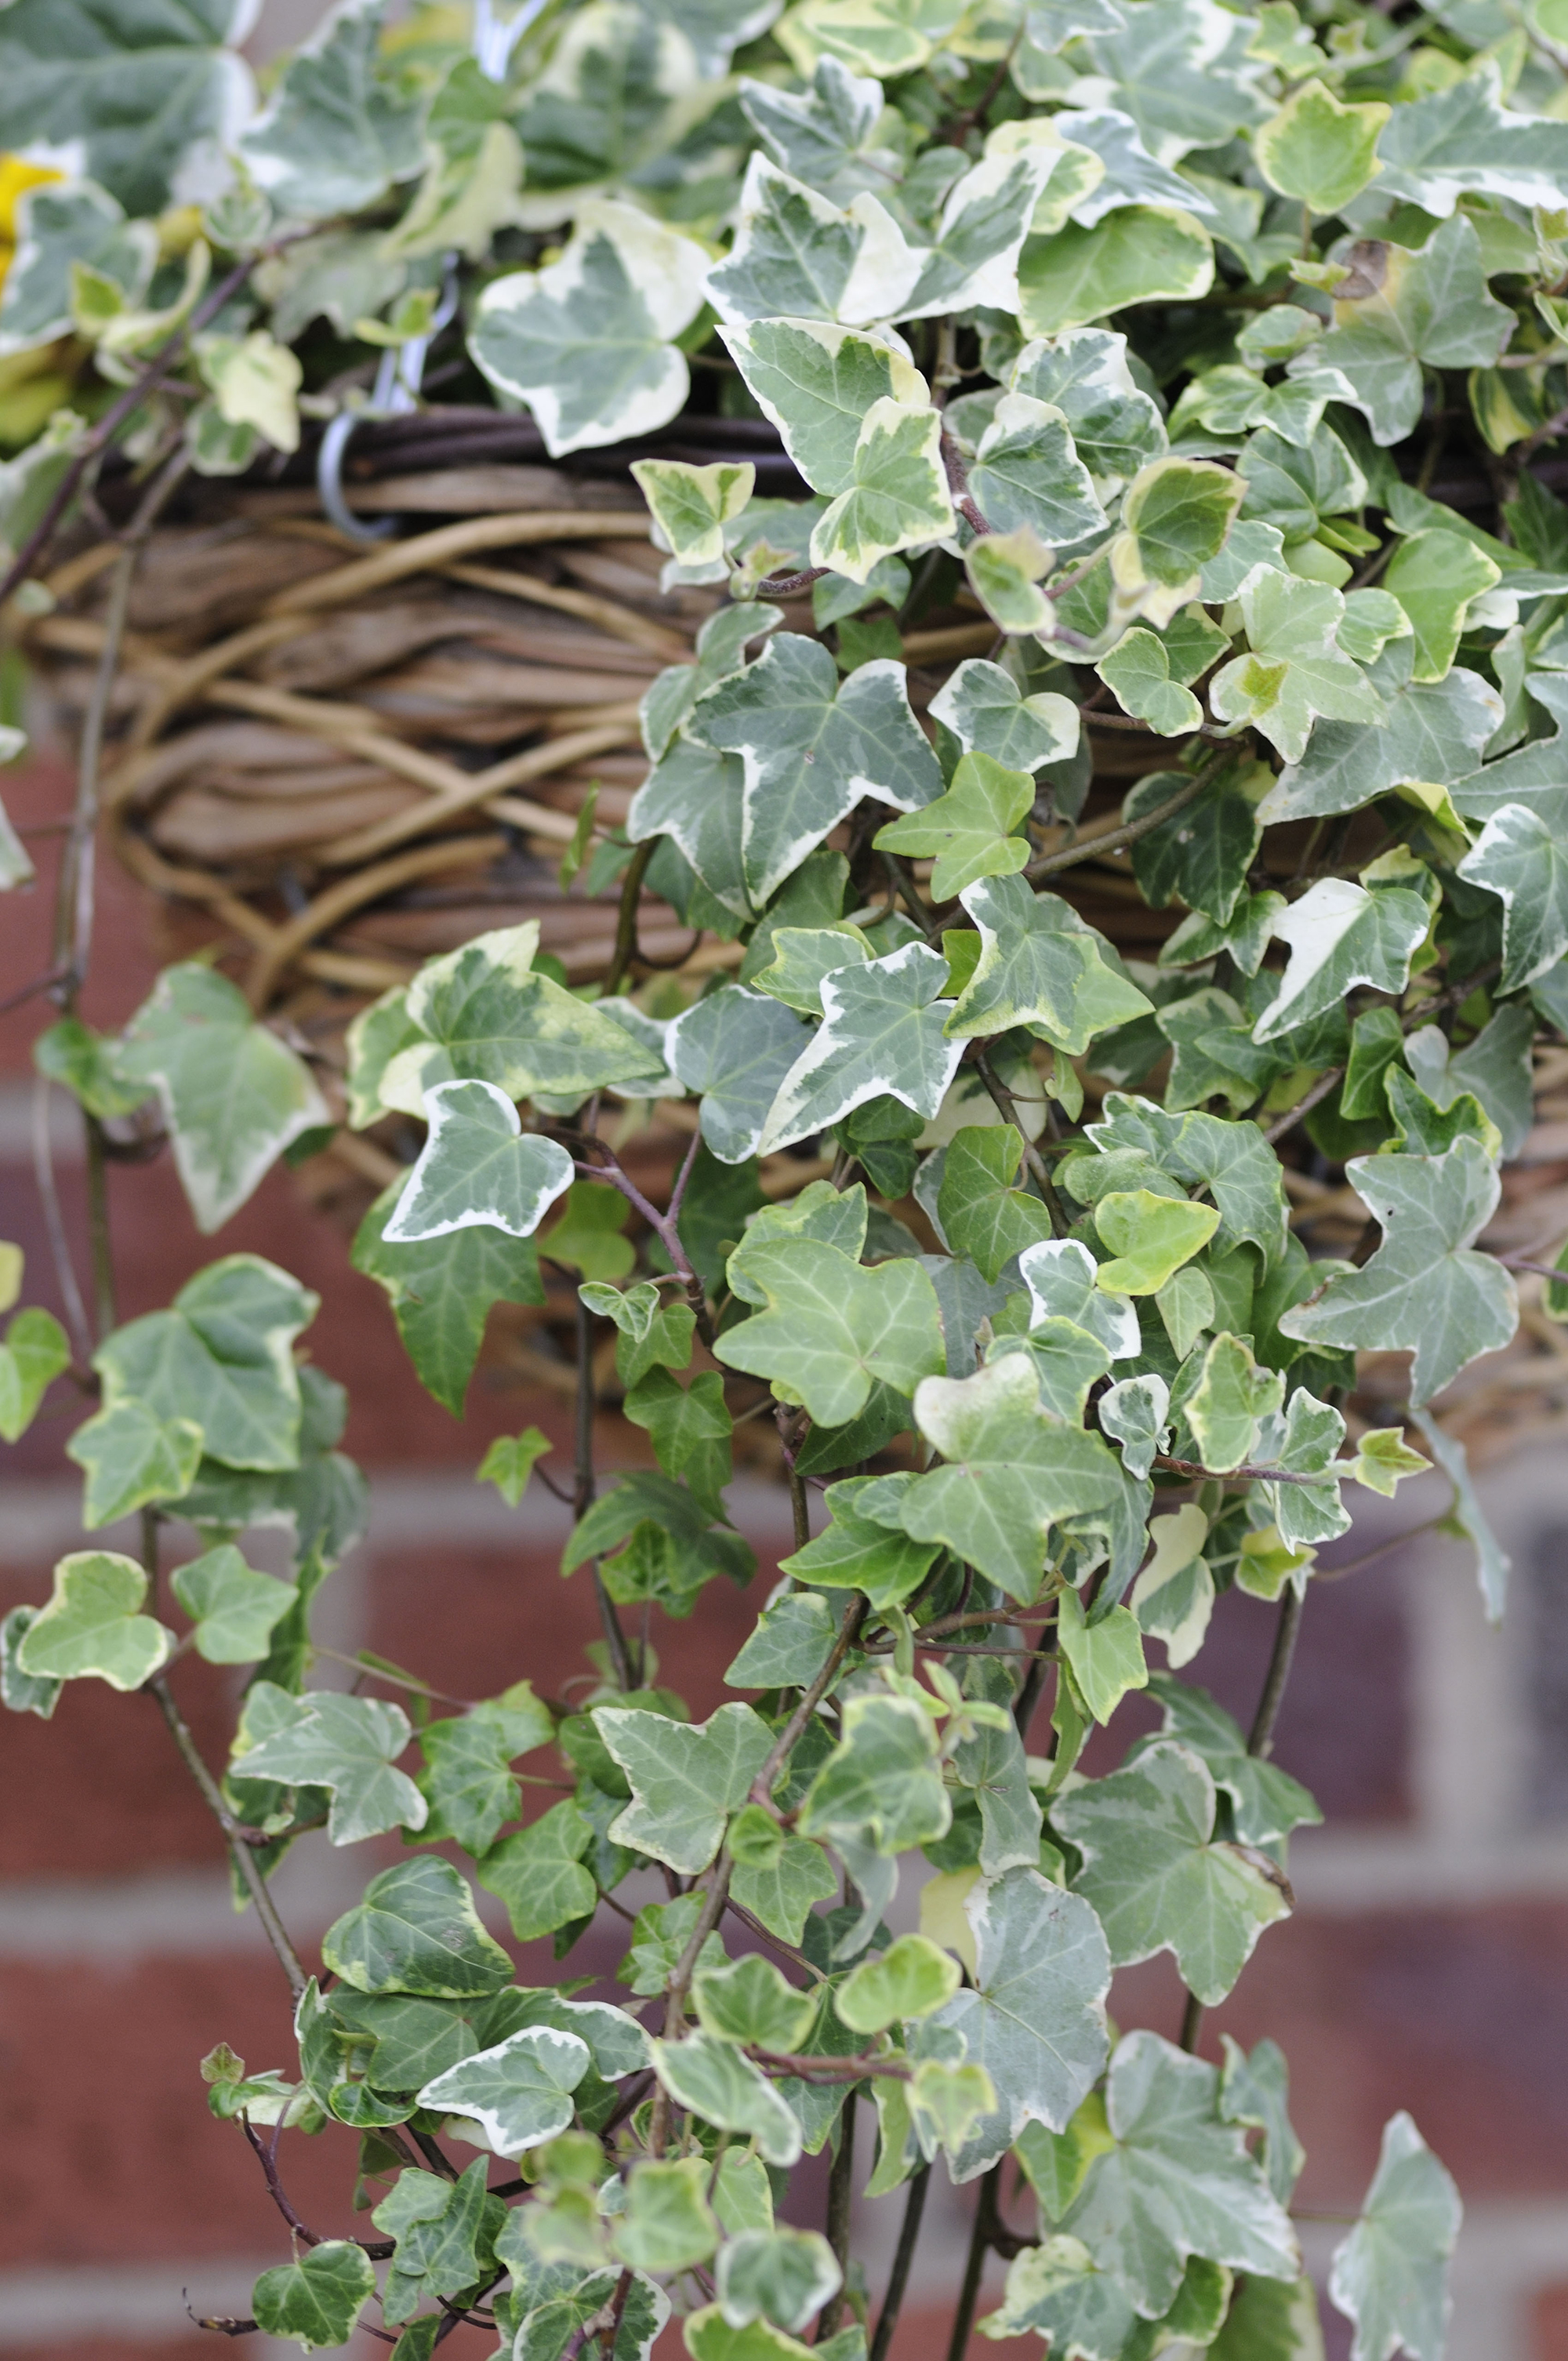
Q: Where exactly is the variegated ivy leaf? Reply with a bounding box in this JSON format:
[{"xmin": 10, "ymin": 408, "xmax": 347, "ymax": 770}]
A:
[
  {"xmin": 1373, "ymin": 60, "xmax": 1568, "ymax": 220},
  {"xmin": 667, "ymin": 986, "xmax": 814, "ymax": 1164},
  {"xmin": 640, "ymin": 603, "xmax": 785, "ymax": 767},
  {"xmin": 370, "ymin": 923, "xmax": 665, "ymax": 1117},
  {"xmin": 382, "ymin": 1082, "xmax": 575, "ymax": 1246},
  {"xmin": 1254, "ymin": 78, "xmax": 1388, "ymax": 216},
  {"xmin": 1236, "ymin": 420, "xmax": 1367, "ymax": 547},
  {"xmin": 946, "ymin": 876, "xmax": 1153, "ymax": 1051},
  {"xmin": 240, "ymin": 0, "xmax": 426, "ymax": 221},
  {"xmin": 1050, "ymin": 107, "xmax": 1224, "ymax": 227},
  {"xmin": 1457, "ymin": 803, "xmax": 1568, "ymax": 993},
  {"xmin": 739, "ymin": 56, "xmax": 901, "ymax": 206},
  {"xmin": 1286, "ymin": 215, "xmax": 1512, "ymax": 448},
  {"xmin": 0, "ymin": 181, "xmax": 158, "ymax": 358},
  {"xmin": 419, "ymin": 2026, "xmax": 590, "ymax": 2158},
  {"xmin": 471, "ymin": 201, "xmax": 709, "ymax": 458},
  {"xmin": 1251, "ymin": 874, "xmax": 1432, "ymax": 1042},
  {"xmin": 1261, "ymin": 643, "xmax": 1501, "ymax": 826},
  {"xmin": 1083, "ymin": 1096, "xmax": 1289, "ymax": 1262},
  {"xmin": 1096, "ymin": 630, "xmax": 1203, "ymax": 736},
  {"xmin": 721, "ymin": 316, "xmax": 929, "ymax": 497},
  {"xmin": 1383, "ymin": 529, "xmax": 1500, "ymax": 685},
  {"xmin": 757, "ymin": 942, "xmax": 964, "ymax": 1153},
  {"xmin": 713, "ymin": 1238, "xmax": 946, "ymax": 1426},
  {"xmin": 895, "ymin": 146, "xmax": 1061, "ymax": 322},
  {"xmin": 651, "ymin": 2034, "xmax": 804, "ymax": 2169},
  {"xmin": 809, "ymin": 397, "xmax": 954, "ymax": 583},
  {"xmin": 1210, "ymin": 566, "xmax": 1385, "ymax": 764},
  {"xmin": 890, "ymin": 1353, "xmax": 1151, "ymax": 1601},
  {"xmin": 1021, "ymin": 2033, "xmax": 1300, "ymax": 2320},
  {"xmin": 927, "ymin": 1866, "xmax": 1112, "ymax": 2181},
  {"xmin": 1011, "ymin": 331, "xmax": 1168, "ymax": 497},
  {"xmin": 692, "ymin": 633, "xmax": 941, "ymax": 908},
  {"xmin": 1412, "ymin": 1409, "xmax": 1509, "ymax": 1622},
  {"xmin": 966, "ymin": 392, "xmax": 1108, "ymax": 550},
  {"xmin": 1113, "ymin": 456, "xmax": 1244, "ymax": 609},
  {"xmin": 967, "ymin": 525, "xmax": 1054, "ymax": 634},
  {"xmin": 1083, "ymin": 0, "xmax": 1272, "ymax": 165},
  {"xmin": 928, "ymin": 659, "xmax": 1080, "ymax": 775},
  {"xmin": 0, "ymin": 0, "xmax": 254, "ymax": 220},
  {"xmin": 15, "ymin": 1550, "xmax": 173, "ymax": 1692},
  {"xmin": 779, "ymin": 0, "xmax": 966, "ymax": 77},
  {"xmin": 234, "ymin": 1688, "xmax": 428, "ymax": 1846},
  {"xmin": 595, "ymin": 1700, "xmax": 772, "ymax": 1875},
  {"xmin": 705, "ymin": 156, "xmax": 914, "ymax": 329},
  {"xmin": 632, "ymin": 458, "xmax": 756, "ymax": 569},
  {"xmin": 252, "ymin": 2243, "xmax": 376, "ymax": 2353},
  {"xmin": 1018, "ymin": 205, "xmax": 1214, "ymax": 342},
  {"xmin": 1328, "ymin": 2112, "xmax": 1461, "ymax": 2361},
  {"xmin": 1279, "ymin": 1136, "xmax": 1518, "ymax": 1406},
  {"xmin": 1053, "ymin": 1741, "xmax": 1290, "ymax": 2004},
  {"xmin": 1020, "ymin": 1239, "xmax": 1141, "ymax": 1360},
  {"xmin": 111, "ymin": 964, "xmax": 329, "ymax": 1235}
]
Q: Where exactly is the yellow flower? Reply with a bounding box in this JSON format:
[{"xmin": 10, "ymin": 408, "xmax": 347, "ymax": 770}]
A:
[{"xmin": 0, "ymin": 155, "xmax": 64, "ymax": 300}]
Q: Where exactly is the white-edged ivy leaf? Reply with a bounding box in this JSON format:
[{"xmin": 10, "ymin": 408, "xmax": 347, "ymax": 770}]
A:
[
  {"xmin": 1034, "ymin": 2031, "xmax": 1301, "ymax": 2316},
  {"xmin": 252, "ymin": 2241, "xmax": 376, "ymax": 2353},
  {"xmin": 927, "ymin": 1865, "xmax": 1110, "ymax": 2181},
  {"xmin": 0, "ymin": 1606, "xmax": 61, "ymax": 1720},
  {"xmin": 1411, "ymin": 1408, "xmax": 1510, "ymax": 1622},
  {"xmin": 171, "ymin": 1543, "xmax": 297, "ymax": 1665},
  {"xmin": 470, "ymin": 200, "xmax": 708, "ymax": 458},
  {"xmin": 1209, "ymin": 2272, "xmax": 1325, "ymax": 2357},
  {"xmin": 1406, "ymin": 1004, "xmax": 1535, "ymax": 1164},
  {"xmin": 1254, "ymin": 79, "xmax": 1387, "ymax": 216},
  {"xmin": 650, "ymin": 2028, "xmax": 804, "ymax": 2166},
  {"xmin": 382, "ymin": 1081, "xmax": 574, "ymax": 1244},
  {"xmin": 799, "ymin": 1688, "xmax": 949, "ymax": 1858},
  {"xmin": 757, "ymin": 943, "xmax": 962, "ymax": 1154},
  {"xmin": 1457, "ymin": 803, "xmax": 1568, "ymax": 993},
  {"xmin": 967, "ymin": 392, "xmax": 1107, "ymax": 547},
  {"xmin": 419, "ymin": 2025, "xmax": 590, "ymax": 2157},
  {"xmin": 980, "ymin": 2232, "xmax": 1136, "ymax": 2356},
  {"xmin": 1328, "ymin": 2112, "xmax": 1461, "ymax": 2361},
  {"xmin": 809, "ymin": 396, "xmax": 953, "ymax": 583},
  {"xmin": 1373, "ymin": 61, "xmax": 1568, "ymax": 220},
  {"xmin": 928, "ymin": 658, "xmax": 1080, "ymax": 773},
  {"xmin": 0, "ymin": 179, "xmax": 158, "ymax": 356},
  {"xmin": 1262, "ymin": 641, "xmax": 1501, "ymax": 826},
  {"xmin": 717, "ymin": 2226, "xmax": 841, "ymax": 2335},
  {"xmin": 595, "ymin": 1702, "xmax": 771, "ymax": 1875},
  {"xmin": 1383, "ymin": 529, "xmax": 1499, "ymax": 685},
  {"xmin": 722, "ymin": 316, "xmax": 929, "ymax": 497},
  {"xmin": 629, "ymin": 738, "xmax": 752, "ymax": 919},
  {"xmin": 1127, "ymin": 757, "xmax": 1265, "ymax": 924},
  {"xmin": 705, "ymin": 154, "xmax": 890, "ymax": 328},
  {"xmin": 234, "ymin": 1689, "xmax": 428, "ymax": 1846},
  {"xmin": 667, "ymin": 986, "xmax": 814, "ymax": 1165},
  {"xmin": 715, "ymin": 1237, "xmax": 946, "ymax": 1427},
  {"xmin": 729, "ymin": 1180, "xmax": 868, "ymax": 1302},
  {"xmin": 739, "ymin": 56, "xmax": 897, "ymax": 205},
  {"xmin": 1098, "ymin": 630, "xmax": 1203, "ymax": 736},
  {"xmin": 1084, "ymin": 1095, "xmax": 1288, "ymax": 1262},
  {"xmin": 725, "ymin": 1592, "xmax": 840, "ymax": 1690},
  {"xmin": 1053, "ymin": 1741, "xmax": 1290, "ymax": 2003},
  {"xmin": 1210, "ymin": 567, "xmax": 1384, "ymax": 765},
  {"xmin": 92, "ymin": 1253, "xmax": 315, "ymax": 1476},
  {"xmin": 1011, "ymin": 329, "xmax": 1168, "ymax": 496},
  {"xmin": 876, "ymin": 754, "xmax": 1033, "ymax": 903},
  {"xmin": 373, "ymin": 924, "xmax": 665, "ymax": 1117},
  {"xmin": 111, "ymin": 964, "xmax": 329, "ymax": 1234},
  {"xmin": 1021, "ymin": 1239, "xmax": 1141, "ymax": 1359},
  {"xmin": 947, "ymin": 877, "xmax": 1152, "ymax": 1049},
  {"xmin": 633, "ymin": 456, "xmax": 756, "ymax": 568},
  {"xmin": 1252, "ymin": 877, "xmax": 1429, "ymax": 1043},
  {"xmin": 694, "ymin": 633, "xmax": 940, "ymax": 909},
  {"xmin": 1280, "ymin": 1138, "xmax": 1516, "ymax": 1405},
  {"xmin": 321, "ymin": 1856, "xmax": 509, "ymax": 2000},
  {"xmin": 515, "ymin": 2268, "xmax": 669, "ymax": 2361},
  {"xmin": 1220, "ymin": 2033, "xmax": 1307, "ymax": 2211},
  {"xmin": 14, "ymin": 1550, "xmax": 172, "ymax": 1692},
  {"xmin": 898, "ymin": 1354, "xmax": 1151, "ymax": 1602},
  {"xmin": 1142, "ymin": 1674, "xmax": 1320, "ymax": 1847},
  {"xmin": 1130, "ymin": 1502, "xmax": 1214, "ymax": 1668},
  {"xmin": 1098, "ymin": 1374, "xmax": 1171, "ymax": 1481},
  {"xmin": 1290, "ymin": 215, "xmax": 1512, "ymax": 447},
  {"xmin": 238, "ymin": 0, "xmax": 423, "ymax": 217}
]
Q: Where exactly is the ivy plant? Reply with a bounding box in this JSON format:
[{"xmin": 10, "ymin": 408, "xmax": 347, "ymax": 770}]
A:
[{"xmin": 16, "ymin": 0, "xmax": 1568, "ymax": 2352}]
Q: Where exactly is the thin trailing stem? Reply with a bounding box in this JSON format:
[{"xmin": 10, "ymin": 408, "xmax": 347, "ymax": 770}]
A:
[
  {"xmin": 817, "ymin": 2092, "xmax": 857, "ymax": 2342},
  {"xmin": 1024, "ymin": 750, "xmax": 1232, "ymax": 884},
  {"xmin": 240, "ymin": 2119, "xmax": 394, "ymax": 2258},
  {"xmin": 973, "ymin": 1052, "xmax": 1067, "ymax": 1237},
  {"xmin": 946, "ymin": 2163, "xmax": 1001, "ymax": 2361},
  {"xmin": 1182, "ymin": 1582, "xmax": 1305, "ymax": 2053},
  {"xmin": 576, "ymin": 1287, "xmax": 636, "ymax": 1691},
  {"xmin": 601, "ymin": 837, "xmax": 658, "ymax": 997},
  {"xmin": 869, "ymin": 2162, "xmax": 931, "ymax": 2361}
]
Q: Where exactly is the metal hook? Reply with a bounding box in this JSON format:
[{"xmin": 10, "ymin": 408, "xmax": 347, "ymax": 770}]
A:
[{"xmin": 315, "ymin": 258, "xmax": 463, "ymax": 542}]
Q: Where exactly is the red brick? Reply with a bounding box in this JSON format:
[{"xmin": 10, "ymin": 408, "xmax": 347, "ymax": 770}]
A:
[{"xmin": 1536, "ymin": 2283, "xmax": 1568, "ymax": 2360}]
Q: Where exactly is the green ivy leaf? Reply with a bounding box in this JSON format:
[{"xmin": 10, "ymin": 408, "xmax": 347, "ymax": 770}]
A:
[
  {"xmin": 252, "ymin": 2242, "xmax": 376, "ymax": 2353},
  {"xmin": 235, "ymin": 1691, "xmax": 429, "ymax": 1848},
  {"xmin": 476, "ymin": 1800, "xmax": 598, "ymax": 1940},
  {"xmin": 946, "ymin": 877, "xmax": 1152, "ymax": 1050},
  {"xmin": 1457, "ymin": 803, "xmax": 1568, "ymax": 992},
  {"xmin": 1411, "ymin": 1409, "xmax": 1509, "ymax": 1622},
  {"xmin": 615, "ymin": 2156, "xmax": 720, "ymax": 2274},
  {"xmin": 596, "ymin": 1701, "xmax": 772, "ymax": 1874},
  {"xmin": 1383, "ymin": 529, "xmax": 1500, "ymax": 684},
  {"xmin": 695, "ymin": 1953, "xmax": 818, "ymax": 2050},
  {"xmin": 1328, "ymin": 2112, "xmax": 1461, "ymax": 2361},
  {"xmin": 836, "ymin": 1934, "xmax": 960, "ymax": 2032},
  {"xmin": 1210, "ymin": 568, "xmax": 1383, "ymax": 764},
  {"xmin": 374, "ymin": 2159, "xmax": 506, "ymax": 2327},
  {"xmin": 1220, "ymin": 2033, "xmax": 1307, "ymax": 2210},
  {"xmin": 1053, "ymin": 1741, "xmax": 1290, "ymax": 2004},
  {"xmin": 85, "ymin": 1255, "xmax": 316, "ymax": 1476},
  {"xmin": 686, "ymin": 2303, "xmax": 815, "ymax": 2361},
  {"xmin": 714, "ymin": 1237, "xmax": 945, "ymax": 1427},
  {"xmin": 1254, "ymin": 79, "xmax": 1388, "ymax": 215},
  {"xmin": 171, "ymin": 1543, "xmax": 297, "ymax": 1665},
  {"xmin": 936, "ymin": 1124, "xmax": 1056, "ymax": 1283},
  {"xmin": 1018, "ymin": 206, "xmax": 1214, "ymax": 338},
  {"xmin": 875, "ymin": 753, "xmax": 1034, "ymax": 902},
  {"xmin": 1294, "ymin": 216, "xmax": 1512, "ymax": 447},
  {"xmin": 1140, "ymin": 1674, "xmax": 1321, "ymax": 1847},
  {"xmin": 799, "ymin": 1690, "xmax": 950, "ymax": 1856},
  {"xmin": 352, "ymin": 1183, "xmax": 545, "ymax": 1418},
  {"xmin": 716, "ymin": 2226, "xmax": 842, "ymax": 2336},
  {"xmin": 15, "ymin": 1549, "xmax": 172, "ymax": 1691},
  {"xmin": 733, "ymin": 1834, "xmax": 841, "ymax": 1948},
  {"xmin": 1094, "ymin": 1190, "xmax": 1219, "ymax": 1295},
  {"xmin": 1055, "ymin": 1588, "xmax": 1148, "ymax": 1724},
  {"xmin": 0, "ymin": 1306, "xmax": 69, "ymax": 1443}
]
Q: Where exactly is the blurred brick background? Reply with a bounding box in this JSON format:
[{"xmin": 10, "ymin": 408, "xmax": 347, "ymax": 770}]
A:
[{"xmin": 7, "ymin": 721, "xmax": 1568, "ymax": 2361}]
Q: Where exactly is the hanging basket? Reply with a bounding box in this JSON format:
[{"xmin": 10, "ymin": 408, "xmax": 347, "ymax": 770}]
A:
[{"xmin": 20, "ymin": 409, "xmax": 1183, "ymax": 1037}]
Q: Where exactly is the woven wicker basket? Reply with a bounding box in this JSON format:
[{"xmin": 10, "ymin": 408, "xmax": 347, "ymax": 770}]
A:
[{"xmin": 21, "ymin": 411, "xmax": 1179, "ymax": 1059}]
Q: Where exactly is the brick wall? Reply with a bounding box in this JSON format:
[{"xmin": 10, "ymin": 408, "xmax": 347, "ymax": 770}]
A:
[{"xmin": 4, "ymin": 754, "xmax": 1567, "ymax": 2359}]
